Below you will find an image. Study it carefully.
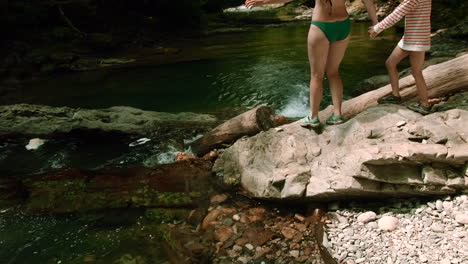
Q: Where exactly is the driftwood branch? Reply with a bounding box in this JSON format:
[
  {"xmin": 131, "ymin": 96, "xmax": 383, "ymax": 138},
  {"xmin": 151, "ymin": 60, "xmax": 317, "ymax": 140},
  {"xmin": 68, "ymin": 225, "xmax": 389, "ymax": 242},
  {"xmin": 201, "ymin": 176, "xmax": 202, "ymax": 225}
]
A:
[
  {"xmin": 57, "ymin": 5, "xmax": 86, "ymax": 37},
  {"xmin": 46, "ymin": 0, "xmax": 88, "ymax": 38}
]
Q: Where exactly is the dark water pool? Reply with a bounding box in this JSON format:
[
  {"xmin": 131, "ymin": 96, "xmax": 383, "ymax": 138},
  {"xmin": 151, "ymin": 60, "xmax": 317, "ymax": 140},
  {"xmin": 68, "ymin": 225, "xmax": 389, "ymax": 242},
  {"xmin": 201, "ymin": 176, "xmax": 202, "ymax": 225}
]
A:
[{"xmin": 15, "ymin": 21, "xmax": 404, "ymax": 118}]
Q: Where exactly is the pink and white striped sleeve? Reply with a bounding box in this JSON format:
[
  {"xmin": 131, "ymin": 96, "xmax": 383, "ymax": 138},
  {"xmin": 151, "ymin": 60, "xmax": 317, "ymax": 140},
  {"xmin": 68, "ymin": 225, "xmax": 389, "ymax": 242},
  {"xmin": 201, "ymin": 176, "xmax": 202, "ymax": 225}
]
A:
[{"xmin": 373, "ymin": 0, "xmax": 419, "ymax": 34}]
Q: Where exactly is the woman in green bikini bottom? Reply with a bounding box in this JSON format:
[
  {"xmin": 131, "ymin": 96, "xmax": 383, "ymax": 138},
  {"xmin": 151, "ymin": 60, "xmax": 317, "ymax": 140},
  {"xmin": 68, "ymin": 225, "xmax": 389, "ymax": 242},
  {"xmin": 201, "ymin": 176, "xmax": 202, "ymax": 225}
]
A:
[
  {"xmin": 245, "ymin": 0, "xmax": 377, "ymax": 128},
  {"xmin": 310, "ymin": 18, "xmax": 351, "ymax": 43}
]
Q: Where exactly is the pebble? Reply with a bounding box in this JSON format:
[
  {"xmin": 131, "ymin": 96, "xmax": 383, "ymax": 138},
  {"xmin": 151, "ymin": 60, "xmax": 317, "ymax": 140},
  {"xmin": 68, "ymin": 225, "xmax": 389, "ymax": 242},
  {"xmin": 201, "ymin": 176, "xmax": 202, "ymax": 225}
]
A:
[
  {"xmin": 245, "ymin": 244, "xmax": 254, "ymax": 251},
  {"xmin": 419, "ymin": 254, "xmax": 428, "ymax": 262},
  {"xmin": 455, "ymin": 214, "xmax": 468, "ymax": 224},
  {"xmin": 237, "ymin": 256, "xmax": 249, "ymax": 264},
  {"xmin": 378, "ymin": 216, "xmax": 399, "ymax": 231},
  {"xmin": 355, "ymin": 257, "xmax": 366, "ymax": 263},
  {"xmin": 289, "ymin": 250, "xmax": 299, "ymax": 258},
  {"xmin": 357, "ymin": 211, "xmax": 377, "ymax": 224},
  {"xmin": 430, "ymin": 223, "xmax": 445, "ymax": 233},
  {"xmin": 232, "ymin": 214, "xmax": 240, "ymax": 221},
  {"xmin": 443, "ymin": 201, "xmax": 453, "ymax": 210},
  {"xmin": 233, "ymin": 245, "xmax": 242, "ymax": 252},
  {"xmin": 366, "ymin": 222, "xmax": 378, "ymax": 229}
]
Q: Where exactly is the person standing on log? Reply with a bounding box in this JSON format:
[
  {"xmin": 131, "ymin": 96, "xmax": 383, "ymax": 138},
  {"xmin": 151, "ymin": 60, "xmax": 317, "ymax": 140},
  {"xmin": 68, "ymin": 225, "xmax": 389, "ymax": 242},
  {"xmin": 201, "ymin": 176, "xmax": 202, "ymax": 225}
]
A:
[
  {"xmin": 245, "ymin": 0, "xmax": 378, "ymax": 128},
  {"xmin": 369, "ymin": 0, "xmax": 432, "ymax": 115}
]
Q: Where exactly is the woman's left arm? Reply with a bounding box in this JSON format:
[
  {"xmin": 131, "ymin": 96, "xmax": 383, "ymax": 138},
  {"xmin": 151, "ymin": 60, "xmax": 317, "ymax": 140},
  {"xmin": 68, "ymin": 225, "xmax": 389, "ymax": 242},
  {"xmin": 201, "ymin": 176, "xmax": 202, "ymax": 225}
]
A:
[{"xmin": 361, "ymin": 0, "xmax": 378, "ymax": 25}]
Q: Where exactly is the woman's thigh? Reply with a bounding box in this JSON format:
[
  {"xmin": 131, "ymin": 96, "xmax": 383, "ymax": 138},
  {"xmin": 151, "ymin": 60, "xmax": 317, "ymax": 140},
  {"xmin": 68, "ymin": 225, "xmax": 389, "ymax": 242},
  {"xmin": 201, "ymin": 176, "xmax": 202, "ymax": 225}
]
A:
[
  {"xmin": 307, "ymin": 25, "xmax": 330, "ymax": 77},
  {"xmin": 387, "ymin": 45, "xmax": 410, "ymax": 66},
  {"xmin": 325, "ymin": 36, "xmax": 350, "ymax": 76},
  {"xmin": 409, "ymin": 51, "xmax": 425, "ymax": 72}
]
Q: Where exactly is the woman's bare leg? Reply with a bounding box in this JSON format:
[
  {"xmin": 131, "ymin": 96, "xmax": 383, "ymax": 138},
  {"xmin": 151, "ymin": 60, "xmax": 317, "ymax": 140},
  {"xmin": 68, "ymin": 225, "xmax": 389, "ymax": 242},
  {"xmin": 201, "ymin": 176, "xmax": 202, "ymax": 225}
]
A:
[
  {"xmin": 409, "ymin": 51, "xmax": 429, "ymax": 106},
  {"xmin": 325, "ymin": 36, "xmax": 350, "ymax": 116},
  {"xmin": 307, "ymin": 25, "xmax": 330, "ymax": 119},
  {"xmin": 385, "ymin": 45, "xmax": 410, "ymax": 96}
]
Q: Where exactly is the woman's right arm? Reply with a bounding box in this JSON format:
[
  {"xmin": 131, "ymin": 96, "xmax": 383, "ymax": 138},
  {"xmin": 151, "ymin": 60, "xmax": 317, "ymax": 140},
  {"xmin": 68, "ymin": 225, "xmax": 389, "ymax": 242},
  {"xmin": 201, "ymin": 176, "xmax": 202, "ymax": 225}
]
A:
[{"xmin": 245, "ymin": 0, "xmax": 295, "ymax": 9}]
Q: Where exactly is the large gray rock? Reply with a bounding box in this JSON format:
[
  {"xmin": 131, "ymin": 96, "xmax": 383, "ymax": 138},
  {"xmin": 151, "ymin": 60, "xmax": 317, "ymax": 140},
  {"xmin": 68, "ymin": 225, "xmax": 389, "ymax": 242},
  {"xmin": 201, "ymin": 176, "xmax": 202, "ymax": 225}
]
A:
[
  {"xmin": 213, "ymin": 105, "xmax": 468, "ymax": 200},
  {"xmin": 0, "ymin": 104, "xmax": 218, "ymax": 136}
]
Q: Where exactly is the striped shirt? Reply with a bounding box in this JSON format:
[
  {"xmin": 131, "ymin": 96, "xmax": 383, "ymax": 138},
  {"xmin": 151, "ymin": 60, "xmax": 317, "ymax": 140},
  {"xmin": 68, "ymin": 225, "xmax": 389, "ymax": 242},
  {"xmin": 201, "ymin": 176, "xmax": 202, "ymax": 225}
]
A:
[{"xmin": 374, "ymin": 0, "xmax": 432, "ymax": 51}]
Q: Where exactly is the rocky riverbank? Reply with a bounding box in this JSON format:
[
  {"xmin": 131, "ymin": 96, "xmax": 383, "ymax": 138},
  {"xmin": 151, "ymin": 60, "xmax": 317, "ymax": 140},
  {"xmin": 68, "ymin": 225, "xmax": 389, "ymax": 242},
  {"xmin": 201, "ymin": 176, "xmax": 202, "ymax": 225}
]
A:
[
  {"xmin": 191, "ymin": 193, "xmax": 468, "ymax": 264},
  {"xmin": 323, "ymin": 194, "xmax": 468, "ymax": 264},
  {"xmin": 1, "ymin": 95, "xmax": 467, "ymax": 263}
]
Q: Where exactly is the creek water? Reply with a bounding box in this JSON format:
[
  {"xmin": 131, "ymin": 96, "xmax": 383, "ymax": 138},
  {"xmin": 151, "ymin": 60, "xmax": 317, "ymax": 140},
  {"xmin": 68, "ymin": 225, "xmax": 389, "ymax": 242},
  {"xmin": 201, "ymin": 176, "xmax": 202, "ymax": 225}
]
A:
[
  {"xmin": 16, "ymin": 21, "xmax": 404, "ymax": 117},
  {"xmin": 0, "ymin": 20, "xmax": 405, "ymax": 264}
]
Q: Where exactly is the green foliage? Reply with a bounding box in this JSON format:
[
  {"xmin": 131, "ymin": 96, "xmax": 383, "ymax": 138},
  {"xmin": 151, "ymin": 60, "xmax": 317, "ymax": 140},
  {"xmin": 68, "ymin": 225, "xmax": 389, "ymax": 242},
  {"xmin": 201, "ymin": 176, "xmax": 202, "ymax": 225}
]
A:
[{"xmin": 432, "ymin": 0, "xmax": 468, "ymax": 29}]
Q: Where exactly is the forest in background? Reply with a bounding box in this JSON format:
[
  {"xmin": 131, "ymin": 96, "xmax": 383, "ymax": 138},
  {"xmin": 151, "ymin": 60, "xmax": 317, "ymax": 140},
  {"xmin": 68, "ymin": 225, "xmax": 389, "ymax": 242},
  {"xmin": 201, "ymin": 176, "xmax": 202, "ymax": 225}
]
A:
[{"xmin": 2, "ymin": 0, "xmax": 466, "ymax": 49}]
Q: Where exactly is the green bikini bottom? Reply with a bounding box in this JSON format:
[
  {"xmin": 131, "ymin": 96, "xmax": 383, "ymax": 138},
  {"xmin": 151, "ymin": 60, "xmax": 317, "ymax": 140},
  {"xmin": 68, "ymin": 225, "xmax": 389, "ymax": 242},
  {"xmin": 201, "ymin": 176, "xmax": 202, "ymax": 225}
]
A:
[{"xmin": 310, "ymin": 18, "xmax": 351, "ymax": 42}]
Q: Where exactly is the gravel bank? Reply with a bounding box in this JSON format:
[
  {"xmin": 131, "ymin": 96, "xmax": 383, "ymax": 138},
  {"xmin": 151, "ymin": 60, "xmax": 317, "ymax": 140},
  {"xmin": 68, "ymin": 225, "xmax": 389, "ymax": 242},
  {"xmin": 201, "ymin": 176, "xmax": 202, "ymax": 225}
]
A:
[{"xmin": 323, "ymin": 195, "xmax": 468, "ymax": 264}]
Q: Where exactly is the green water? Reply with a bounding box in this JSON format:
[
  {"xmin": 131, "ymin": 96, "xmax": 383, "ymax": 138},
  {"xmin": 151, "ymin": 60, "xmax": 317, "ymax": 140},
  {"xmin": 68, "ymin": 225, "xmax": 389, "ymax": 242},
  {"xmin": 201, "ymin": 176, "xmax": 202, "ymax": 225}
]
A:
[
  {"xmin": 0, "ymin": 210, "xmax": 169, "ymax": 264},
  {"xmin": 19, "ymin": 21, "xmax": 404, "ymax": 117}
]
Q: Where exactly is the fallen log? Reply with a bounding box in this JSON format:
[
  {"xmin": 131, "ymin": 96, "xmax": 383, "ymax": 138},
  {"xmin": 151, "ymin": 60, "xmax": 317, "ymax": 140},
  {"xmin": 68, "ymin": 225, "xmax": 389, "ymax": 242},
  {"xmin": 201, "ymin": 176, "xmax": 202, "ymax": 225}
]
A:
[
  {"xmin": 190, "ymin": 106, "xmax": 289, "ymax": 156},
  {"xmin": 18, "ymin": 159, "xmax": 214, "ymax": 213},
  {"xmin": 319, "ymin": 54, "xmax": 468, "ymax": 120}
]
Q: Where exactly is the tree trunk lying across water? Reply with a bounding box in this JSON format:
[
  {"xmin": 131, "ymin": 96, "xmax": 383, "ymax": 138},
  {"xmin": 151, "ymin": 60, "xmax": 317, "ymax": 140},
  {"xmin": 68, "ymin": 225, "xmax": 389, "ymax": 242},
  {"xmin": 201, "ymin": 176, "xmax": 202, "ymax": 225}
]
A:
[
  {"xmin": 0, "ymin": 159, "xmax": 215, "ymax": 213},
  {"xmin": 319, "ymin": 54, "xmax": 468, "ymax": 121},
  {"xmin": 190, "ymin": 106, "xmax": 289, "ymax": 156}
]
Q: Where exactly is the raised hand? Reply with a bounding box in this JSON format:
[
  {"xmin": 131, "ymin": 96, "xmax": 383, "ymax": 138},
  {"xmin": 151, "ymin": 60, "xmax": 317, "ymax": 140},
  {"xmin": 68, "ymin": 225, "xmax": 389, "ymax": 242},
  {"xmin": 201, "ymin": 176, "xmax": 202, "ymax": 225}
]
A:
[
  {"xmin": 368, "ymin": 26, "xmax": 377, "ymax": 39},
  {"xmin": 245, "ymin": 0, "xmax": 269, "ymax": 9}
]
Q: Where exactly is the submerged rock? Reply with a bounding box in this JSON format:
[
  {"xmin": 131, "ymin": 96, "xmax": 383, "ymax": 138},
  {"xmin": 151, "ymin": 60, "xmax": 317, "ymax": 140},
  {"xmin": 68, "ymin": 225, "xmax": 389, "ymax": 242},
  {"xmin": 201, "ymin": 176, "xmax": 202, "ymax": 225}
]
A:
[
  {"xmin": 21, "ymin": 158, "xmax": 215, "ymax": 213},
  {"xmin": 0, "ymin": 104, "xmax": 218, "ymax": 136},
  {"xmin": 214, "ymin": 105, "xmax": 468, "ymax": 200}
]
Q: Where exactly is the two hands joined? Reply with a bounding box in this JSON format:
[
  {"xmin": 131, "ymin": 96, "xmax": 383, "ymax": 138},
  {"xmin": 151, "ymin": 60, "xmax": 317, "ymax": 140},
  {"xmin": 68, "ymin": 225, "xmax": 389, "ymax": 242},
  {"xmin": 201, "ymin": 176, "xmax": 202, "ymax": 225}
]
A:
[{"xmin": 368, "ymin": 26, "xmax": 378, "ymax": 39}]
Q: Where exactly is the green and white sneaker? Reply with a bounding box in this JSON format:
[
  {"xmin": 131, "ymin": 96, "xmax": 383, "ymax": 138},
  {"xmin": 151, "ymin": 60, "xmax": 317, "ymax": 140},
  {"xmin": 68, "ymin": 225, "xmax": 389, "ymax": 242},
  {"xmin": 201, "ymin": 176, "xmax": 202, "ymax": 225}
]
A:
[
  {"xmin": 326, "ymin": 114, "xmax": 344, "ymax": 125},
  {"xmin": 378, "ymin": 94, "xmax": 402, "ymax": 104},
  {"xmin": 407, "ymin": 102, "xmax": 431, "ymax": 115},
  {"xmin": 299, "ymin": 115, "xmax": 321, "ymax": 128}
]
